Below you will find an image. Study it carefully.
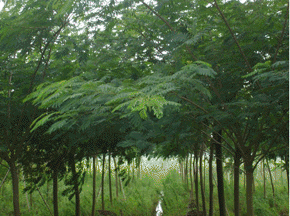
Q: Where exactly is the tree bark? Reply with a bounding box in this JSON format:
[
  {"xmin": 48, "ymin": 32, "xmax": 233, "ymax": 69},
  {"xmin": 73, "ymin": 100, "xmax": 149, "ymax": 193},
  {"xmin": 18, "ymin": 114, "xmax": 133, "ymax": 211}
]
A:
[
  {"xmin": 194, "ymin": 153, "xmax": 199, "ymax": 210},
  {"xmin": 245, "ymin": 159, "xmax": 254, "ymax": 216},
  {"xmin": 208, "ymin": 142, "xmax": 214, "ymax": 216},
  {"xmin": 52, "ymin": 168, "xmax": 59, "ymax": 216},
  {"xmin": 69, "ymin": 152, "xmax": 80, "ymax": 216},
  {"xmin": 266, "ymin": 158, "xmax": 275, "ymax": 197},
  {"xmin": 9, "ymin": 161, "xmax": 21, "ymax": 216},
  {"xmin": 263, "ymin": 159, "xmax": 266, "ymax": 199},
  {"xmin": 234, "ymin": 148, "xmax": 241, "ymax": 216},
  {"xmin": 189, "ymin": 154, "xmax": 193, "ymax": 200},
  {"xmin": 108, "ymin": 153, "xmax": 113, "ymax": 205},
  {"xmin": 185, "ymin": 154, "xmax": 188, "ymax": 188},
  {"xmin": 22, "ymin": 173, "xmax": 31, "ymax": 212},
  {"xmin": 113, "ymin": 157, "xmax": 119, "ymax": 199},
  {"xmin": 199, "ymin": 148, "xmax": 206, "ymax": 215},
  {"xmin": 102, "ymin": 153, "xmax": 105, "ymax": 211},
  {"xmin": 214, "ymin": 130, "xmax": 226, "ymax": 216},
  {"xmin": 92, "ymin": 156, "xmax": 96, "ymax": 216}
]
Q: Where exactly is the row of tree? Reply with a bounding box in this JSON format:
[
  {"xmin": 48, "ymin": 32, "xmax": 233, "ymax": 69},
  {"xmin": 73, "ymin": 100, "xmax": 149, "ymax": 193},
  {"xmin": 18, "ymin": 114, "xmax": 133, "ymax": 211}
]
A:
[{"xmin": 0, "ymin": 0, "xmax": 288, "ymax": 216}]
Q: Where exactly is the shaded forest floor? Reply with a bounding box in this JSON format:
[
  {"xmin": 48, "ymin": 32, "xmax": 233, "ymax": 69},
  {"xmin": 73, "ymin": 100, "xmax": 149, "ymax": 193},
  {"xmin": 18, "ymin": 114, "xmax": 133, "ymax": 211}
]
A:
[{"xmin": 0, "ymin": 167, "xmax": 288, "ymax": 216}]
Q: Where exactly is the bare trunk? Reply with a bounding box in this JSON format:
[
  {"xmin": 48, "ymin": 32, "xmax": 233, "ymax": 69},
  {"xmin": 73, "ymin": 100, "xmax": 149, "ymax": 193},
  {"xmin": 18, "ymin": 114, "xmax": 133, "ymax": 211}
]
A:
[
  {"xmin": 69, "ymin": 152, "xmax": 80, "ymax": 216},
  {"xmin": 208, "ymin": 142, "xmax": 214, "ymax": 216},
  {"xmin": 9, "ymin": 161, "xmax": 21, "ymax": 216},
  {"xmin": 199, "ymin": 149, "xmax": 206, "ymax": 215},
  {"xmin": 113, "ymin": 157, "xmax": 119, "ymax": 199},
  {"xmin": 245, "ymin": 160, "xmax": 254, "ymax": 216},
  {"xmin": 108, "ymin": 153, "xmax": 113, "ymax": 205},
  {"xmin": 53, "ymin": 168, "xmax": 59, "ymax": 216},
  {"xmin": 266, "ymin": 158, "xmax": 275, "ymax": 197},
  {"xmin": 263, "ymin": 159, "xmax": 266, "ymax": 199},
  {"xmin": 102, "ymin": 153, "xmax": 105, "ymax": 211},
  {"xmin": 203, "ymin": 155, "xmax": 206, "ymax": 196},
  {"xmin": 22, "ymin": 173, "xmax": 31, "ymax": 211},
  {"xmin": 189, "ymin": 154, "xmax": 193, "ymax": 200},
  {"xmin": 47, "ymin": 179, "xmax": 49, "ymax": 202},
  {"xmin": 92, "ymin": 156, "xmax": 96, "ymax": 216},
  {"xmin": 194, "ymin": 153, "xmax": 199, "ymax": 210},
  {"xmin": 0, "ymin": 168, "xmax": 10, "ymax": 191},
  {"xmin": 286, "ymin": 168, "xmax": 289, "ymax": 194},
  {"xmin": 185, "ymin": 154, "xmax": 188, "ymax": 188},
  {"xmin": 36, "ymin": 185, "xmax": 53, "ymax": 216},
  {"xmin": 214, "ymin": 130, "xmax": 226, "ymax": 216},
  {"xmin": 234, "ymin": 148, "xmax": 241, "ymax": 216}
]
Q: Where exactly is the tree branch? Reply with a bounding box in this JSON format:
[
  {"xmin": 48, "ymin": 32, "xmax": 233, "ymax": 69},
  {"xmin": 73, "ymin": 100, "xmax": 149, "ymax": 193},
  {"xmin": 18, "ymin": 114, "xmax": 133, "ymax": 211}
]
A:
[
  {"xmin": 212, "ymin": 0, "xmax": 252, "ymax": 72},
  {"xmin": 273, "ymin": 2, "xmax": 289, "ymax": 63}
]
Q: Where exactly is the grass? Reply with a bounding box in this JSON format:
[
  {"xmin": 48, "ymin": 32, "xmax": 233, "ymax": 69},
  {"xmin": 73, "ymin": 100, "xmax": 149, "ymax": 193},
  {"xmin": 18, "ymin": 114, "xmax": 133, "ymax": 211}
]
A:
[{"xmin": 0, "ymin": 160, "xmax": 288, "ymax": 216}]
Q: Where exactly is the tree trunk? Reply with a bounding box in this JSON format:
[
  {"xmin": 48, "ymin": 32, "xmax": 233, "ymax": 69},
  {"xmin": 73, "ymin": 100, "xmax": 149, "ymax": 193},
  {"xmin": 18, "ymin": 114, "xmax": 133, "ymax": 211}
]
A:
[
  {"xmin": 263, "ymin": 159, "xmax": 266, "ymax": 199},
  {"xmin": 92, "ymin": 156, "xmax": 96, "ymax": 216},
  {"xmin": 52, "ymin": 168, "xmax": 59, "ymax": 216},
  {"xmin": 203, "ymin": 155, "xmax": 206, "ymax": 195},
  {"xmin": 245, "ymin": 159, "xmax": 254, "ymax": 216},
  {"xmin": 194, "ymin": 153, "xmax": 199, "ymax": 210},
  {"xmin": 185, "ymin": 154, "xmax": 188, "ymax": 188},
  {"xmin": 69, "ymin": 152, "xmax": 80, "ymax": 216},
  {"xmin": 181, "ymin": 161, "xmax": 184, "ymax": 182},
  {"xmin": 108, "ymin": 153, "xmax": 113, "ymax": 205},
  {"xmin": 22, "ymin": 173, "xmax": 31, "ymax": 212},
  {"xmin": 234, "ymin": 148, "xmax": 241, "ymax": 216},
  {"xmin": 189, "ymin": 154, "xmax": 193, "ymax": 200},
  {"xmin": 266, "ymin": 158, "xmax": 275, "ymax": 197},
  {"xmin": 199, "ymin": 148, "xmax": 206, "ymax": 215},
  {"xmin": 102, "ymin": 153, "xmax": 105, "ymax": 211},
  {"xmin": 286, "ymin": 168, "xmax": 289, "ymax": 194},
  {"xmin": 214, "ymin": 130, "xmax": 226, "ymax": 216},
  {"xmin": 9, "ymin": 161, "xmax": 21, "ymax": 216},
  {"xmin": 208, "ymin": 142, "xmax": 214, "ymax": 216},
  {"xmin": 113, "ymin": 157, "xmax": 119, "ymax": 199}
]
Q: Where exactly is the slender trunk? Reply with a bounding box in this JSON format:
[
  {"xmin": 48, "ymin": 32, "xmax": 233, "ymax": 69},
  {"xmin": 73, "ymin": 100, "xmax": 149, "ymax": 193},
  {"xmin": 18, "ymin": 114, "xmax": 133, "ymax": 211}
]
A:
[
  {"xmin": 190, "ymin": 154, "xmax": 193, "ymax": 200},
  {"xmin": 36, "ymin": 185, "xmax": 53, "ymax": 216},
  {"xmin": 92, "ymin": 156, "xmax": 96, "ymax": 216},
  {"xmin": 120, "ymin": 176, "xmax": 126, "ymax": 201},
  {"xmin": 132, "ymin": 160, "xmax": 135, "ymax": 182},
  {"xmin": 266, "ymin": 159, "xmax": 275, "ymax": 197},
  {"xmin": 113, "ymin": 157, "xmax": 119, "ymax": 199},
  {"xmin": 69, "ymin": 152, "xmax": 80, "ymax": 216},
  {"xmin": 199, "ymin": 148, "xmax": 206, "ymax": 215},
  {"xmin": 0, "ymin": 168, "xmax": 10, "ymax": 191},
  {"xmin": 252, "ymin": 171, "xmax": 255, "ymax": 193},
  {"xmin": 9, "ymin": 161, "xmax": 21, "ymax": 216},
  {"xmin": 22, "ymin": 173, "xmax": 31, "ymax": 212},
  {"xmin": 214, "ymin": 130, "xmax": 226, "ymax": 216},
  {"xmin": 245, "ymin": 159, "xmax": 254, "ymax": 216},
  {"xmin": 234, "ymin": 148, "xmax": 241, "ymax": 216},
  {"xmin": 30, "ymin": 190, "xmax": 33, "ymax": 209},
  {"xmin": 179, "ymin": 161, "xmax": 183, "ymax": 180},
  {"xmin": 263, "ymin": 159, "xmax": 266, "ymax": 199},
  {"xmin": 185, "ymin": 154, "xmax": 188, "ymax": 188},
  {"xmin": 286, "ymin": 168, "xmax": 289, "ymax": 194},
  {"xmin": 47, "ymin": 179, "xmax": 49, "ymax": 202},
  {"xmin": 108, "ymin": 153, "xmax": 113, "ymax": 205},
  {"xmin": 203, "ymin": 155, "xmax": 206, "ymax": 195},
  {"xmin": 52, "ymin": 168, "xmax": 59, "ymax": 216},
  {"xmin": 137, "ymin": 156, "xmax": 141, "ymax": 179},
  {"xmin": 194, "ymin": 153, "xmax": 199, "ymax": 210},
  {"xmin": 102, "ymin": 153, "xmax": 105, "ymax": 211},
  {"xmin": 208, "ymin": 142, "xmax": 214, "ymax": 216}
]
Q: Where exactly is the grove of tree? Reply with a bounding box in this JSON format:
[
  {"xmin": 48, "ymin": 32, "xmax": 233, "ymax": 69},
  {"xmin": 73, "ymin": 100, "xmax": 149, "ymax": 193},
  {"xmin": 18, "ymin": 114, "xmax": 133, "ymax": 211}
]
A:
[{"xmin": 0, "ymin": 0, "xmax": 288, "ymax": 216}]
